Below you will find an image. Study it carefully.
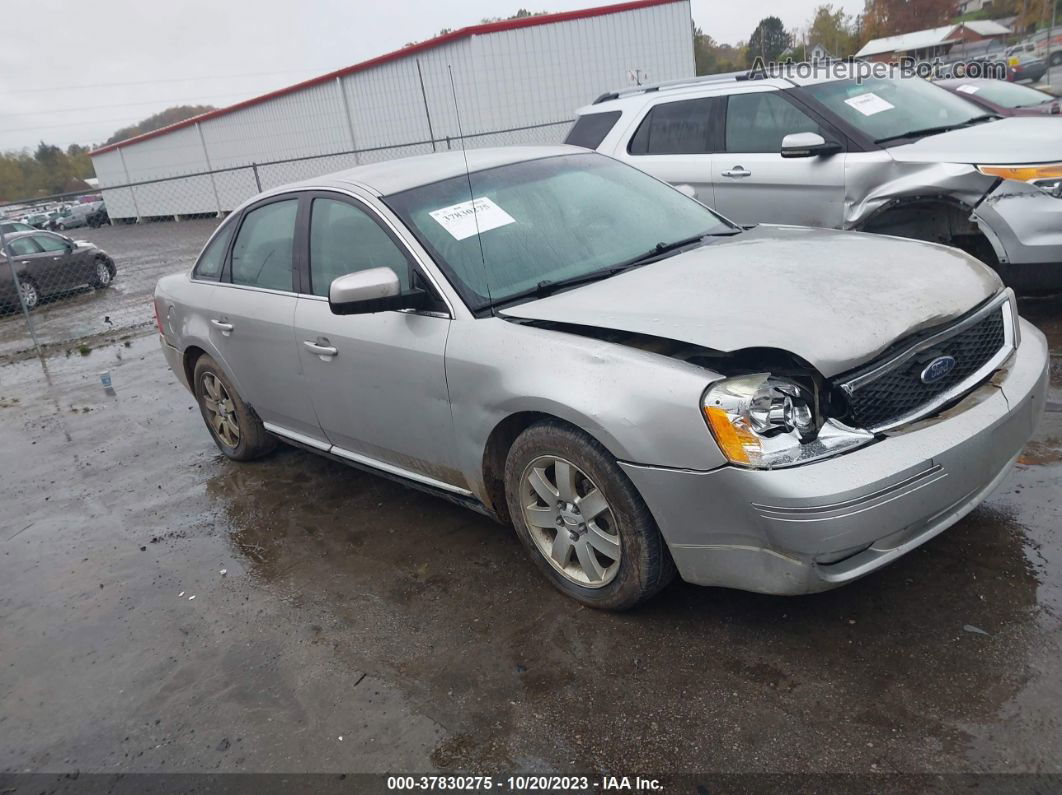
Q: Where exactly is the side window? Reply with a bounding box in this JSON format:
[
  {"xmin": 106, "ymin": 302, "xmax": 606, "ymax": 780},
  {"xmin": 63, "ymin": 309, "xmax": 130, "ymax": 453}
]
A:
[
  {"xmin": 34, "ymin": 234, "xmax": 67, "ymax": 253},
  {"xmin": 628, "ymin": 98, "xmax": 718, "ymax": 155},
  {"xmin": 230, "ymin": 199, "xmax": 298, "ymax": 291},
  {"xmin": 725, "ymin": 92, "xmax": 824, "ymax": 154},
  {"xmin": 193, "ymin": 222, "xmax": 234, "ymax": 280},
  {"xmin": 564, "ymin": 111, "xmax": 621, "ymax": 149},
  {"xmin": 8, "ymin": 237, "xmax": 41, "ymax": 256},
  {"xmin": 308, "ymin": 198, "xmax": 410, "ymax": 297}
]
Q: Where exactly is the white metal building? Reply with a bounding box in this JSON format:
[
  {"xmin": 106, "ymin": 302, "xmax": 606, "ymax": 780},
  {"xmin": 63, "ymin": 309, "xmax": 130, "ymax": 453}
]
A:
[{"xmin": 90, "ymin": 0, "xmax": 694, "ymax": 221}]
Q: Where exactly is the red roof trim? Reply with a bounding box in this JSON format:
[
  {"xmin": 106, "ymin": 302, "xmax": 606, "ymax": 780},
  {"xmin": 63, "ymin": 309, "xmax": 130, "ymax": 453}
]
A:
[{"xmin": 91, "ymin": 0, "xmax": 683, "ymax": 156}]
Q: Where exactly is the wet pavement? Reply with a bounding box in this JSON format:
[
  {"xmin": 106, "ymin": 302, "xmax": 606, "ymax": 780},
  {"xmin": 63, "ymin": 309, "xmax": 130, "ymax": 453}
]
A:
[{"xmin": 0, "ymin": 294, "xmax": 1060, "ymax": 779}]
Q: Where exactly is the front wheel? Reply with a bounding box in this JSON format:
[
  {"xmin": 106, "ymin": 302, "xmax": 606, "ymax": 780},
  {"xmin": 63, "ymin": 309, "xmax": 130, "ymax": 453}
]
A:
[
  {"xmin": 504, "ymin": 420, "xmax": 675, "ymax": 610},
  {"xmin": 90, "ymin": 257, "xmax": 114, "ymax": 289},
  {"xmin": 193, "ymin": 354, "xmax": 275, "ymax": 461}
]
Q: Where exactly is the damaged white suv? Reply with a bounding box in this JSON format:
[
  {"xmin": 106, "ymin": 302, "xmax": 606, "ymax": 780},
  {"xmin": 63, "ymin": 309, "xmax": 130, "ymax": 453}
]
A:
[
  {"xmin": 155, "ymin": 147, "xmax": 1048, "ymax": 609},
  {"xmin": 572, "ymin": 65, "xmax": 1062, "ymax": 291}
]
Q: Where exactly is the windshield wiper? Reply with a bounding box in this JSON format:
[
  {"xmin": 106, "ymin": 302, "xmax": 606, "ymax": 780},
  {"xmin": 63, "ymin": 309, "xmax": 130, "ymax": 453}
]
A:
[
  {"xmin": 491, "ymin": 229, "xmax": 737, "ymax": 311},
  {"xmin": 874, "ymin": 114, "xmax": 1000, "ymax": 145}
]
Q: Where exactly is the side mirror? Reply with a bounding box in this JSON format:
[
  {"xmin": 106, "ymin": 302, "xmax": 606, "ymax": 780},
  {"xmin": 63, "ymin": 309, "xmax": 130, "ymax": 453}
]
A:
[
  {"xmin": 329, "ymin": 266, "xmax": 429, "ymax": 315},
  {"xmin": 780, "ymin": 132, "xmax": 841, "ymax": 158},
  {"xmin": 674, "ymin": 184, "xmax": 697, "ymax": 199}
]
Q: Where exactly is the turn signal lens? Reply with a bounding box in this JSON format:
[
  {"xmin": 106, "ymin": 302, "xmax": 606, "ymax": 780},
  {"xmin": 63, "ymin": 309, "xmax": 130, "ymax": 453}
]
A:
[
  {"xmin": 977, "ymin": 163, "xmax": 1062, "ymax": 182},
  {"xmin": 704, "ymin": 405, "xmax": 758, "ymax": 464}
]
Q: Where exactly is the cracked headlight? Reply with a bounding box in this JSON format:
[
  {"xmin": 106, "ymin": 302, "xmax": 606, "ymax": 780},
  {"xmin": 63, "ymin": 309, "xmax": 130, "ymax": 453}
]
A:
[
  {"xmin": 977, "ymin": 163, "xmax": 1062, "ymax": 197},
  {"xmin": 702, "ymin": 373, "xmax": 874, "ymax": 470}
]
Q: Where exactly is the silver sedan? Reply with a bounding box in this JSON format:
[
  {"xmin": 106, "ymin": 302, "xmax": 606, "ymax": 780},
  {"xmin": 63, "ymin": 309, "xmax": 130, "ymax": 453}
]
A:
[{"xmin": 154, "ymin": 146, "xmax": 1048, "ymax": 609}]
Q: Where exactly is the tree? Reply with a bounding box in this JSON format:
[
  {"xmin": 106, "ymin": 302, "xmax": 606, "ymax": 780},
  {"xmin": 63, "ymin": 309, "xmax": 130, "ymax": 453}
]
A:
[
  {"xmin": 747, "ymin": 17, "xmax": 792, "ymax": 66},
  {"xmin": 860, "ymin": 0, "xmax": 958, "ymax": 43},
  {"xmin": 692, "ymin": 25, "xmax": 748, "ymax": 74},
  {"xmin": 807, "ymin": 4, "xmax": 856, "ymax": 58},
  {"xmin": 105, "ymin": 105, "xmax": 216, "ymax": 145}
]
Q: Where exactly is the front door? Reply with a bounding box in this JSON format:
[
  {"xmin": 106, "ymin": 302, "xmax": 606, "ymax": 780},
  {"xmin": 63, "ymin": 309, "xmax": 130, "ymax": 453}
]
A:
[
  {"xmin": 712, "ymin": 89, "xmax": 846, "ymax": 228},
  {"xmin": 292, "ymin": 193, "xmax": 461, "ymax": 487}
]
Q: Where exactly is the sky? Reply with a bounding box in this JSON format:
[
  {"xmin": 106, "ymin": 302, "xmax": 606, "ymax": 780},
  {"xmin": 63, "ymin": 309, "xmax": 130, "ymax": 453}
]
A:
[{"xmin": 0, "ymin": 0, "xmax": 865, "ymax": 152}]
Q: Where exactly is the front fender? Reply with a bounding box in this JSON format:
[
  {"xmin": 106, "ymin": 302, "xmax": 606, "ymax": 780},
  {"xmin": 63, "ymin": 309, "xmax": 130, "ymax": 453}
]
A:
[{"xmin": 445, "ymin": 317, "xmax": 727, "ymax": 501}]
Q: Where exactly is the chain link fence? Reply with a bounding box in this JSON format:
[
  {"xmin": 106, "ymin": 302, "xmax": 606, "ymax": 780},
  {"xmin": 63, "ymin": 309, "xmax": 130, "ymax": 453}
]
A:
[{"xmin": 0, "ymin": 119, "xmax": 571, "ymax": 364}]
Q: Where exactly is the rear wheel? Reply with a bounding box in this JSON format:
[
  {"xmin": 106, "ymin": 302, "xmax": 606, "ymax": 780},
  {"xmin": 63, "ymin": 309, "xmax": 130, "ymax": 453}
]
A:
[
  {"xmin": 504, "ymin": 420, "xmax": 675, "ymax": 610},
  {"xmin": 17, "ymin": 278, "xmax": 39, "ymax": 311},
  {"xmin": 193, "ymin": 355, "xmax": 275, "ymax": 461}
]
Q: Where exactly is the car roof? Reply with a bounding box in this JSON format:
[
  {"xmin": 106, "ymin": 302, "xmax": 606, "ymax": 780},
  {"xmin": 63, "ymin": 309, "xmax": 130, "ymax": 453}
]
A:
[{"xmin": 277, "ymin": 145, "xmax": 585, "ymax": 197}]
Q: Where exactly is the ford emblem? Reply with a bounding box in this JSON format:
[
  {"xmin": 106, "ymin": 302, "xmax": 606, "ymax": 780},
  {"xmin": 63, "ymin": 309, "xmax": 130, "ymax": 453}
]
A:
[{"xmin": 920, "ymin": 355, "xmax": 957, "ymax": 384}]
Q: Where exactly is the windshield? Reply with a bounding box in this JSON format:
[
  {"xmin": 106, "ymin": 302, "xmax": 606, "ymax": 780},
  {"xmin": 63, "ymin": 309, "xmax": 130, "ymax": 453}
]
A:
[
  {"xmin": 954, "ymin": 80, "xmax": 1054, "ymax": 108},
  {"xmin": 385, "ymin": 153, "xmax": 733, "ymax": 311},
  {"xmin": 803, "ymin": 77, "xmax": 991, "ymax": 144}
]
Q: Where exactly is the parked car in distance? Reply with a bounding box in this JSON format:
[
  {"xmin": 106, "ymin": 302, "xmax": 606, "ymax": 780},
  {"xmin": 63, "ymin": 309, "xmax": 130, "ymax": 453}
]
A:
[
  {"xmin": 937, "ymin": 78, "xmax": 1062, "ymax": 116},
  {"xmin": 575, "ymin": 64, "xmax": 1062, "ymax": 290},
  {"xmin": 0, "ymin": 230, "xmax": 116, "ymax": 311},
  {"xmin": 1001, "ymin": 52, "xmax": 1048, "ymax": 83},
  {"xmin": 1, "ymin": 220, "xmax": 35, "ymax": 235},
  {"xmin": 50, "ymin": 201, "xmax": 103, "ymax": 231},
  {"xmin": 1030, "ymin": 27, "xmax": 1062, "ymax": 66},
  {"xmin": 85, "ymin": 201, "xmax": 109, "ymax": 228},
  {"xmin": 23, "ymin": 212, "xmax": 50, "ymax": 229},
  {"xmin": 154, "ymin": 147, "xmax": 1048, "ymax": 610}
]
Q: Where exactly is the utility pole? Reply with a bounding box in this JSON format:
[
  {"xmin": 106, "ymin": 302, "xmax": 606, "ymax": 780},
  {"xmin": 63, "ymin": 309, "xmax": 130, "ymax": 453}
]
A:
[{"xmin": 1046, "ymin": 0, "xmax": 1057, "ymax": 86}]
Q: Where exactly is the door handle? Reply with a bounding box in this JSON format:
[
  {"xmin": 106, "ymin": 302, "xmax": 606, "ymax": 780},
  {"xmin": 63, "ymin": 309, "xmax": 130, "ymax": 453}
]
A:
[
  {"xmin": 303, "ymin": 340, "xmax": 338, "ymax": 359},
  {"xmin": 210, "ymin": 318, "xmax": 234, "ymax": 335},
  {"xmin": 722, "ymin": 166, "xmax": 752, "ymax": 178}
]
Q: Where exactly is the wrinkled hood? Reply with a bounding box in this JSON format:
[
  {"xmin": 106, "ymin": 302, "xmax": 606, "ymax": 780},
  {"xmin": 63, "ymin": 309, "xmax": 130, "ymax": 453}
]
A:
[
  {"xmin": 501, "ymin": 226, "xmax": 1001, "ymax": 378},
  {"xmin": 887, "ymin": 117, "xmax": 1062, "ymax": 164}
]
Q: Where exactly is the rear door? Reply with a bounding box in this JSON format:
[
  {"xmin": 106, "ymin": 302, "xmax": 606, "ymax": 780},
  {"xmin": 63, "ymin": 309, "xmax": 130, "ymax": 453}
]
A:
[
  {"xmin": 712, "ymin": 87, "xmax": 846, "ymax": 228},
  {"xmin": 208, "ymin": 194, "xmax": 324, "ymax": 443},
  {"xmin": 614, "ymin": 96, "xmax": 723, "ymax": 207},
  {"xmin": 1, "ymin": 236, "xmax": 43, "ymax": 302},
  {"xmin": 292, "ymin": 191, "xmax": 461, "ymax": 487}
]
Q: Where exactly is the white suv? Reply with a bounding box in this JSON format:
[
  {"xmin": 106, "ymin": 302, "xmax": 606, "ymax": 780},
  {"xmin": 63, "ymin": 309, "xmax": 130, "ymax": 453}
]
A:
[{"xmin": 569, "ymin": 65, "xmax": 1062, "ymax": 291}]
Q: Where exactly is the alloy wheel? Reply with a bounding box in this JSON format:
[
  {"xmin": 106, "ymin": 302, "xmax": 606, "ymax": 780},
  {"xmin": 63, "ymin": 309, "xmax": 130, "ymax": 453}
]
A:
[
  {"xmin": 201, "ymin": 372, "xmax": 240, "ymax": 448},
  {"xmin": 19, "ymin": 281, "xmax": 38, "ymax": 310},
  {"xmin": 520, "ymin": 455, "xmax": 621, "ymax": 588},
  {"xmin": 96, "ymin": 261, "xmax": 112, "ymax": 286}
]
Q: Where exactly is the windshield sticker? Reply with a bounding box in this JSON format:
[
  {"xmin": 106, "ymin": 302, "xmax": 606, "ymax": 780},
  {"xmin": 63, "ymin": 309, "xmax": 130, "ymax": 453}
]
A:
[
  {"xmin": 955, "ymin": 84, "xmax": 981, "ymax": 94},
  {"xmin": 429, "ymin": 197, "xmax": 516, "ymax": 241},
  {"xmin": 844, "ymin": 92, "xmax": 896, "ymax": 116}
]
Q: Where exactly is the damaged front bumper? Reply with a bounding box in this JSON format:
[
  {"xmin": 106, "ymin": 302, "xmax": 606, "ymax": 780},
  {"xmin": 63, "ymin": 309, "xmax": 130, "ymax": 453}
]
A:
[
  {"xmin": 620, "ymin": 318, "xmax": 1049, "ymax": 595},
  {"xmin": 974, "ymin": 180, "xmax": 1062, "ymax": 290}
]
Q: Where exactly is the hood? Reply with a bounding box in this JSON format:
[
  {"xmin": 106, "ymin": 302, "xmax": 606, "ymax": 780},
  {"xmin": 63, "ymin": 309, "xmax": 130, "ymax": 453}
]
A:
[
  {"xmin": 887, "ymin": 117, "xmax": 1062, "ymax": 164},
  {"xmin": 501, "ymin": 226, "xmax": 1001, "ymax": 378}
]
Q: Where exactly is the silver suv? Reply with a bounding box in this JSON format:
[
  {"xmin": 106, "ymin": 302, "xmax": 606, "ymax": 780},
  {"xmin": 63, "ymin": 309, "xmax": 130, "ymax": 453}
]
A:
[
  {"xmin": 154, "ymin": 147, "xmax": 1048, "ymax": 610},
  {"xmin": 570, "ymin": 65, "xmax": 1062, "ymax": 291}
]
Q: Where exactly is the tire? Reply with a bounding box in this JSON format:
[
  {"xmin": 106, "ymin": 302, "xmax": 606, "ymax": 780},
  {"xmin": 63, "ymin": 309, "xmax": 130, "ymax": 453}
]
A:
[
  {"xmin": 1051, "ymin": 52, "xmax": 1062, "ymax": 67},
  {"xmin": 193, "ymin": 354, "xmax": 276, "ymax": 461},
  {"xmin": 16, "ymin": 278, "xmax": 39, "ymax": 311},
  {"xmin": 90, "ymin": 257, "xmax": 114, "ymax": 289},
  {"xmin": 504, "ymin": 420, "xmax": 675, "ymax": 610}
]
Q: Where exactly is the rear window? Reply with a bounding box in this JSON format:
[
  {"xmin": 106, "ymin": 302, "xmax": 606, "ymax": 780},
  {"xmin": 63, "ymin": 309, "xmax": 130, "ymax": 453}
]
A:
[
  {"xmin": 564, "ymin": 111, "xmax": 621, "ymax": 149},
  {"xmin": 628, "ymin": 97, "xmax": 718, "ymax": 155}
]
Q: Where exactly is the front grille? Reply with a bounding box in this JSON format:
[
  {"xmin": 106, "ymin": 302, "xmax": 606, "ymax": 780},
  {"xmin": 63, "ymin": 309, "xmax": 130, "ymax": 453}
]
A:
[{"xmin": 839, "ymin": 301, "xmax": 1011, "ymax": 432}]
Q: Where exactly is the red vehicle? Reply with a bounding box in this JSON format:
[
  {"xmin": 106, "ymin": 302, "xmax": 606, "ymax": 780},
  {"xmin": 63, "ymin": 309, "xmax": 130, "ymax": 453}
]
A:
[{"xmin": 936, "ymin": 79, "xmax": 1062, "ymax": 117}]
